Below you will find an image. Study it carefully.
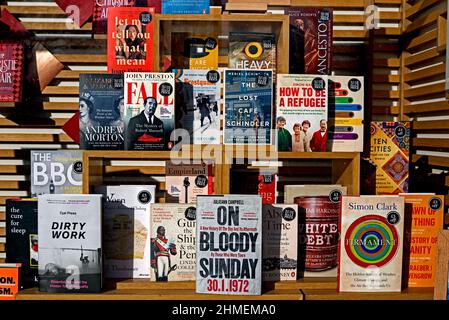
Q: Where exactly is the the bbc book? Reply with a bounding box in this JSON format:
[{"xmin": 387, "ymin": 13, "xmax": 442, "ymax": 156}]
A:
[
  {"xmin": 96, "ymin": 185, "xmax": 156, "ymax": 279},
  {"xmin": 30, "ymin": 150, "xmax": 83, "ymax": 197},
  {"xmin": 196, "ymin": 195, "xmax": 262, "ymax": 295},
  {"xmin": 0, "ymin": 40, "xmax": 24, "ymax": 102},
  {"xmin": 38, "ymin": 194, "xmax": 102, "ymax": 293},
  {"xmin": 150, "ymin": 204, "xmax": 197, "ymax": 281}
]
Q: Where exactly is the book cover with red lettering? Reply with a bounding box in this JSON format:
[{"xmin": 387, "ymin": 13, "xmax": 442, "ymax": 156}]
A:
[
  {"xmin": 107, "ymin": 7, "xmax": 155, "ymax": 74},
  {"xmin": 0, "ymin": 41, "xmax": 24, "ymax": 102},
  {"xmin": 276, "ymin": 74, "xmax": 328, "ymax": 152}
]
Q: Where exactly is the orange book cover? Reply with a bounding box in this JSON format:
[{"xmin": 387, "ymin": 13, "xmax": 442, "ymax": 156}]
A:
[
  {"xmin": 0, "ymin": 263, "xmax": 21, "ymax": 300},
  {"xmin": 107, "ymin": 7, "xmax": 155, "ymax": 74},
  {"xmin": 402, "ymin": 194, "xmax": 444, "ymax": 287}
]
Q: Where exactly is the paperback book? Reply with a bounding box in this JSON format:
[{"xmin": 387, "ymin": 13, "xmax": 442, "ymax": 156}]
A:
[
  {"xmin": 161, "ymin": 0, "xmax": 210, "ymax": 14},
  {"xmin": 171, "ymin": 34, "xmax": 219, "ymax": 70},
  {"xmin": 0, "ymin": 264, "xmax": 21, "ymax": 300},
  {"xmin": 0, "ymin": 40, "xmax": 24, "ymax": 102},
  {"xmin": 93, "ymin": 0, "xmax": 140, "ymax": 35},
  {"xmin": 258, "ymin": 173, "xmax": 277, "ymax": 205}
]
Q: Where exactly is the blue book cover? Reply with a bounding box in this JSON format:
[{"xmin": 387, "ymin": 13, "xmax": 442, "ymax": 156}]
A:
[
  {"xmin": 224, "ymin": 69, "xmax": 273, "ymax": 145},
  {"xmin": 162, "ymin": 0, "xmax": 210, "ymax": 14}
]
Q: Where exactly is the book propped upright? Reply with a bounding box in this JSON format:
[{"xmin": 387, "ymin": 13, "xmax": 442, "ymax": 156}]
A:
[
  {"xmin": 162, "ymin": 0, "xmax": 210, "ymax": 14},
  {"xmin": 0, "ymin": 264, "xmax": 21, "ymax": 300},
  {"xmin": 0, "ymin": 40, "xmax": 24, "ymax": 102}
]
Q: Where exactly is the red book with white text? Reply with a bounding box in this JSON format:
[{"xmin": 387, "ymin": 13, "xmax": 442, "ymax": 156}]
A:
[{"xmin": 0, "ymin": 41, "xmax": 24, "ymax": 102}]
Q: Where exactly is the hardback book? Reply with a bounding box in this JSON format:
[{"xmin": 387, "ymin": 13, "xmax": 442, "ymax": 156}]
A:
[
  {"xmin": 5, "ymin": 199, "xmax": 38, "ymax": 289},
  {"xmin": 224, "ymin": 69, "xmax": 273, "ymax": 145},
  {"xmin": 38, "ymin": 194, "xmax": 103, "ymax": 293},
  {"xmin": 124, "ymin": 72, "xmax": 175, "ymax": 150},
  {"xmin": 96, "ymin": 185, "xmax": 156, "ymax": 279},
  {"xmin": 228, "ymin": 32, "xmax": 276, "ymax": 78},
  {"xmin": 328, "ymin": 76, "xmax": 364, "ymax": 152},
  {"xmin": 276, "ymin": 74, "xmax": 328, "ymax": 152},
  {"xmin": 30, "ymin": 150, "xmax": 83, "ymax": 197},
  {"xmin": 107, "ymin": 7, "xmax": 155, "ymax": 74},
  {"xmin": 149, "ymin": 204, "xmax": 197, "ymax": 281},
  {"xmin": 370, "ymin": 122, "xmax": 410, "ymax": 194},
  {"xmin": 262, "ymin": 204, "xmax": 298, "ymax": 281},
  {"xmin": 173, "ymin": 69, "xmax": 221, "ymax": 145},
  {"xmin": 162, "ymin": 0, "xmax": 210, "ymax": 14},
  {"xmin": 339, "ymin": 195, "xmax": 405, "ymax": 292},
  {"xmin": 258, "ymin": 174, "xmax": 277, "ymax": 205},
  {"xmin": 0, "ymin": 263, "xmax": 21, "ymax": 300},
  {"xmin": 165, "ymin": 161, "xmax": 213, "ymax": 203},
  {"xmin": 196, "ymin": 195, "xmax": 263, "ymax": 295},
  {"xmin": 284, "ymin": 184, "xmax": 347, "ymax": 204},
  {"xmin": 287, "ymin": 8, "xmax": 333, "ymax": 75},
  {"xmin": 171, "ymin": 34, "xmax": 219, "ymax": 70},
  {"xmin": 0, "ymin": 41, "xmax": 24, "ymax": 102},
  {"xmin": 79, "ymin": 74, "xmax": 125, "ymax": 150},
  {"xmin": 400, "ymin": 193, "xmax": 444, "ymax": 287}
]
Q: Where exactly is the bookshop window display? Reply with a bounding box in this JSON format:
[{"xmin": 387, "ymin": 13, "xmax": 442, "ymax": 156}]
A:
[{"xmin": 0, "ymin": 0, "xmax": 447, "ymax": 302}]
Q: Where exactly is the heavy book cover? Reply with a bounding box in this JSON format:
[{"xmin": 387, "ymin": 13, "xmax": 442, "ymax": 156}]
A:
[
  {"xmin": 228, "ymin": 32, "xmax": 276, "ymax": 78},
  {"xmin": 96, "ymin": 185, "xmax": 156, "ymax": 279},
  {"xmin": 173, "ymin": 69, "xmax": 221, "ymax": 145},
  {"xmin": 370, "ymin": 121, "xmax": 410, "ymax": 194},
  {"xmin": 401, "ymin": 194, "xmax": 444, "ymax": 287},
  {"xmin": 38, "ymin": 194, "xmax": 102, "ymax": 293},
  {"xmin": 5, "ymin": 199, "xmax": 38, "ymax": 289},
  {"xmin": 166, "ymin": 161, "xmax": 213, "ymax": 204},
  {"xmin": 30, "ymin": 150, "xmax": 83, "ymax": 197},
  {"xmin": 0, "ymin": 40, "xmax": 24, "ymax": 102},
  {"xmin": 224, "ymin": 69, "xmax": 273, "ymax": 145},
  {"xmin": 276, "ymin": 74, "xmax": 328, "ymax": 152},
  {"xmin": 107, "ymin": 7, "xmax": 154, "ymax": 74},
  {"xmin": 171, "ymin": 34, "xmax": 219, "ymax": 70},
  {"xmin": 196, "ymin": 195, "xmax": 262, "ymax": 295},
  {"xmin": 262, "ymin": 204, "xmax": 298, "ymax": 281},
  {"xmin": 79, "ymin": 74, "xmax": 125, "ymax": 150},
  {"xmin": 258, "ymin": 173, "xmax": 277, "ymax": 205},
  {"xmin": 124, "ymin": 72, "xmax": 175, "ymax": 150},
  {"xmin": 0, "ymin": 264, "xmax": 21, "ymax": 300},
  {"xmin": 287, "ymin": 8, "xmax": 332, "ymax": 75},
  {"xmin": 161, "ymin": 0, "xmax": 210, "ymax": 14},
  {"xmin": 328, "ymin": 76, "xmax": 364, "ymax": 152},
  {"xmin": 149, "ymin": 204, "xmax": 197, "ymax": 281},
  {"xmin": 339, "ymin": 196, "xmax": 405, "ymax": 292}
]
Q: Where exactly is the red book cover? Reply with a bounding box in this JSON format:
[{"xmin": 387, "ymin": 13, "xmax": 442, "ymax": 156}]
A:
[
  {"xmin": 0, "ymin": 41, "xmax": 24, "ymax": 102},
  {"xmin": 107, "ymin": 7, "xmax": 155, "ymax": 74},
  {"xmin": 258, "ymin": 174, "xmax": 276, "ymax": 204},
  {"xmin": 55, "ymin": 0, "xmax": 94, "ymax": 27}
]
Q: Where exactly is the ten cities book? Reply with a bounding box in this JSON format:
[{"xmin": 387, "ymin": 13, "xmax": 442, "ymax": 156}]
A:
[
  {"xmin": 38, "ymin": 194, "xmax": 103, "ymax": 293},
  {"xmin": 339, "ymin": 195, "xmax": 405, "ymax": 292},
  {"xmin": 0, "ymin": 40, "xmax": 24, "ymax": 102},
  {"xmin": 79, "ymin": 74, "xmax": 125, "ymax": 150}
]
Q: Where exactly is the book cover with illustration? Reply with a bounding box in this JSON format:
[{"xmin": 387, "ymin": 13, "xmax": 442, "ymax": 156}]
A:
[
  {"xmin": 224, "ymin": 69, "xmax": 273, "ymax": 145},
  {"xmin": 173, "ymin": 69, "xmax": 221, "ymax": 145},
  {"xmin": 171, "ymin": 34, "xmax": 218, "ymax": 70},
  {"xmin": 30, "ymin": 150, "xmax": 83, "ymax": 197},
  {"xmin": 96, "ymin": 185, "xmax": 156, "ymax": 279},
  {"xmin": 161, "ymin": 0, "xmax": 209, "ymax": 14},
  {"xmin": 287, "ymin": 8, "xmax": 332, "ymax": 75},
  {"xmin": 107, "ymin": 7, "xmax": 154, "ymax": 73},
  {"xmin": 165, "ymin": 161, "xmax": 213, "ymax": 204},
  {"xmin": 276, "ymin": 74, "xmax": 328, "ymax": 152},
  {"xmin": 262, "ymin": 204, "xmax": 298, "ymax": 281},
  {"xmin": 328, "ymin": 76, "xmax": 364, "ymax": 152},
  {"xmin": 149, "ymin": 204, "xmax": 197, "ymax": 281},
  {"xmin": 79, "ymin": 73, "xmax": 125, "ymax": 150},
  {"xmin": 38, "ymin": 194, "xmax": 102, "ymax": 293},
  {"xmin": 124, "ymin": 72, "xmax": 175, "ymax": 150},
  {"xmin": 5, "ymin": 199, "xmax": 38, "ymax": 289},
  {"xmin": 339, "ymin": 195, "xmax": 405, "ymax": 292},
  {"xmin": 370, "ymin": 122, "xmax": 410, "ymax": 194},
  {"xmin": 0, "ymin": 40, "xmax": 24, "ymax": 102}
]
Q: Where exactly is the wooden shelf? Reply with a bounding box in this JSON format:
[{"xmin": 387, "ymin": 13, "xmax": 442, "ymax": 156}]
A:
[{"xmin": 302, "ymin": 288, "xmax": 434, "ymax": 300}]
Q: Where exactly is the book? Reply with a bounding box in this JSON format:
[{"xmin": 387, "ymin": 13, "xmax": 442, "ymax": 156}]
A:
[
  {"xmin": 228, "ymin": 32, "xmax": 276, "ymax": 78},
  {"xmin": 0, "ymin": 41, "xmax": 24, "ymax": 102},
  {"xmin": 224, "ymin": 69, "xmax": 273, "ymax": 145},
  {"xmin": 149, "ymin": 204, "xmax": 197, "ymax": 281},
  {"xmin": 162, "ymin": 0, "xmax": 210, "ymax": 14},
  {"xmin": 287, "ymin": 8, "xmax": 333, "ymax": 75},
  {"xmin": 171, "ymin": 34, "xmax": 219, "ymax": 70},
  {"xmin": 196, "ymin": 195, "xmax": 263, "ymax": 295},
  {"xmin": 262, "ymin": 204, "xmax": 298, "ymax": 281},
  {"xmin": 107, "ymin": 7, "xmax": 155, "ymax": 74},
  {"xmin": 124, "ymin": 72, "xmax": 175, "ymax": 150},
  {"xmin": 339, "ymin": 196, "xmax": 405, "ymax": 292},
  {"xmin": 284, "ymin": 184, "xmax": 347, "ymax": 204},
  {"xmin": 30, "ymin": 150, "xmax": 83, "ymax": 197},
  {"xmin": 173, "ymin": 69, "xmax": 221, "ymax": 145},
  {"xmin": 0, "ymin": 264, "xmax": 21, "ymax": 300},
  {"xmin": 96, "ymin": 185, "xmax": 156, "ymax": 279},
  {"xmin": 38, "ymin": 194, "xmax": 103, "ymax": 293},
  {"xmin": 370, "ymin": 122, "xmax": 410, "ymax": 194},
  {"xmin": 258, "ymin": 173, "xmax": 277, "ymax": 205},
  {"xmin": 401, "ymin": 194, "xmax": 444, "ymax": 287},
  {"xmin": 276, "ymin": 74, "xmax": 328, "ymax": 152},
  {"xmin": 165, "ymin": 162, "xmax": 213, "ymax": 203},
  {"xmin": 79, "ymin": 74, "xmax": 125, "ymax": 150},
  {"xmin": 5, "ymin": 199, "xmax": 38, "ymax": 289},
  {"xmin": 328, "ymin": 76, "xmax": 364, "ymax": 152}
]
